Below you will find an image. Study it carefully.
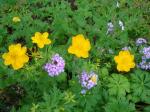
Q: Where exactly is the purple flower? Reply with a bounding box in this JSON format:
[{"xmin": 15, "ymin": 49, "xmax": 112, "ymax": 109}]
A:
[
  {"xmin": 136, "ymin": 38, "xmax": 147, "ymax": 46},
  {"xmin": 139, "ymin": 61, "xmax": 150, "ymax": 70},
  {"xmin": 44, "ymin": 54, "xmax": 65, "ymax": 77},
  {"xmin": 138, "ymin": 46, "xmax": 150, "ymax": 70},
  {"xmin": 142, "ymin": 47, "xmax": 150, "ymax": 59},
  {"xmin": 106, "ymin": 22, "xmax": 114, "ymax": 34},
  {"xmin": 79, "ymin": 71, "xmax": 98, "ymax": 90},
  {"xmin": 81, "ymin": 89, "xmax": 87, "ymax": 94}
]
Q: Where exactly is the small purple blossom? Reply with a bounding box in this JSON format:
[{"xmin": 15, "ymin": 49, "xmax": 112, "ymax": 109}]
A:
[
  {"xmin": 81, "ymin": 89, "xmax": 87, "ymax": 94},
  {"xmin": 44, "ymin": 54, "xmax": 65, "ymax": 77},
  {"xmin": 136, "ymin": 38, "xmax": 147, "ymax": 46},
  {"xmin": 106, "ymin": 22, "xmax": 114, "ymax": 34},
  {"xmin": 139, "ymin": 61, "xmax": 150, "ymax": 70},
  {"xmin": 142, "ymin": 47, "xmax": 150, "ymax": 59},
  {"xmin": 138, "ymin": 46, "xmax": 150, "ymax": 70},
  {"xmin": 119, "ymin": 20, "xmax": 125, "ymax": 31},
  {"xmin": 79, "ymin": 71, "xmax": 98, "ymax": 90}
]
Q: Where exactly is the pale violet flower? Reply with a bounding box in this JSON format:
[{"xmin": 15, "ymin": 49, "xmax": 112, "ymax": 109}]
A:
[
  {"xmin": 116, "ymin": 1, "xmax": 120, "ymax": 8},
  {"xmin": 136, "ymin": 38, "xmax": 147, "ymax": 46},
  {"xmin": 44, "ymin": 54, "xmax": 65, "ymax": 77},
  {"xmin": 81, "ymin": 89, "xmax": 87, "ymax": 94},
  {"xmin": 79, "ymin": 71, "xmax": 98, "ymax": 90},
  {"xmin": 107, "ymin": 22, "xmax": 114, "ymax": 34},
  {"xmin": 138, "ymin": 46, "xmax": 150, "ymax": 70},
  {"xmin": 119, "ymin": 20, "xmax": 125, "ymax": 31}
]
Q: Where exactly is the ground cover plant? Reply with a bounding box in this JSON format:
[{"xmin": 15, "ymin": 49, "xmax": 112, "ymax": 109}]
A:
[{"xmin": 0, "ymin": 0, "xmax": 150, "ymax": 112}]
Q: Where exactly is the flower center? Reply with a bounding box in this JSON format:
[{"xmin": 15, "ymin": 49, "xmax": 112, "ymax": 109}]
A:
[
  {"xmin": 90, "ymin": 75, "xmax": 97, "ymax": 83},
  {"xmin": 120, "ymin": 56, "xmax": 129, "ymax": 65},
  {"xmin": 10, "ymin": 53, "xmax": 18, "ymax": 60},
  {"xmin": 53, "ymin": 60, "xmax": 58, "ymax": 65}
]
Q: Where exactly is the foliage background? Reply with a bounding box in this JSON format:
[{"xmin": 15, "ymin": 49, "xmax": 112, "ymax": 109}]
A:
[{"xmin": 0, "ymin": 0, "xmax": 150, "ymax": 112}]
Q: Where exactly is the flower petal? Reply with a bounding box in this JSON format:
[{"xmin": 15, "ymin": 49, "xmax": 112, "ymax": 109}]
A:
[{"xmin": 42, "ymin": 32, "xmax": 49, "ymax": 38}]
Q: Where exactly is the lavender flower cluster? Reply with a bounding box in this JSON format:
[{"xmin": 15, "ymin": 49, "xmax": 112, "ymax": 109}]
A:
[
  {"xmin": 107, "ymin": 22, "xmax": 114, "ymax": 34},
  {"xmin": 44, "ymin": 54, "xmax": 65, "ymax": 77},
  {"xmin": 136, "ymin": 38, "xmax": 147, "ymax": 46},
  {"xmin": 106, "ymin": 20, "xmax": 125, "ymax": 35},
  {"xmin": 139, "ymin": 47, "xmax": 150, "ymax": 70},
  {"xmin": 79, "ymin": 71, "xmax": 98, "ymax": 93},
  {"xmin": 142, "ymin": 47, "xmax": 150, "ymax": 59}
]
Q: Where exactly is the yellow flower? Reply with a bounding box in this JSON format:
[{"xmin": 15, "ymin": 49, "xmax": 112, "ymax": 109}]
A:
[
  {"xmin": 68, "ymin": 34, "xmax": 91, "ymax": 58},
  {"xmin": 91, "ymin": 74, "xmax": 98, "ymax": 84},
  {"xmin": 12, "ymin": 16, "xmax": 21, "ymax": 22},
  {"xmin": 114, "ymin": 50, "xmax": 135, "ymax": 72},
  {"xmin": 31, "ymin": 32, "xmax": 51, "ymax": 48},
  {"xmin": 2, "ymin": 44, "xmax": 29, "ymax": 70}
]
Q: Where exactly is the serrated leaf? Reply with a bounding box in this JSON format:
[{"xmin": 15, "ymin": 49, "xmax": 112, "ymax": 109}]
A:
[
  {"xmin": 105, "ymin": 98, "xmax": 135, "ymax": 112},
  {"xmin": 108, "ymin": 74, "xmax": 130, "ymax": 97},
  {"xmin": 130, "ymin": 69, "xmax": 150, "ymax": 103}
]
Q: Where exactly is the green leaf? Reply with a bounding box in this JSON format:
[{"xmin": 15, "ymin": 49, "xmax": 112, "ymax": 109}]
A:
[
  {"xmin": 144, "ymin": 106, "xmax": 150, "ymax": 112},
  {"xmin": 108, "ymin": 74, "xmax": 130, "ymax": 97},
  {"xmin": 101, "ymin": 67, "xmax": 109, "ymax": 79},
  {"xmin": 105, "ymin": 98, "xmax": 135, "ymax": 112},
  {"xmin": 130, "ymin": 69, "xmax": 150, "ymax": 103},
  {"xmin": 38, "ymin": 87, "xmax": 64, "ymax": 111}
]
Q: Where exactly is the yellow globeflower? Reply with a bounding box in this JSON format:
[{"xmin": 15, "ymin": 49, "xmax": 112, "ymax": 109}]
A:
[
  {"xmin": 68, "ymin": 34, "xmax": 91, "ymax": 58},
  {"xmin": 2, "ymin": 44, "xmax": 29, "ymax": 70},
  {"xmin": 114, "ymin": 50, "xmax": 135, "ymax": 72},
  {"xmin": 31, "ymin": 32, "xmax": 51, "ymax": 48},
  {"xmin": 12, "ymin": 16, "xmax": 21, "ymax": 22}
]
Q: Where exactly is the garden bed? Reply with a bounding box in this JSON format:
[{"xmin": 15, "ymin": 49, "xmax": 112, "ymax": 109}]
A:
[{"xmin": 0, "ymin": 0, "xmax": 150, "ymax": 112}]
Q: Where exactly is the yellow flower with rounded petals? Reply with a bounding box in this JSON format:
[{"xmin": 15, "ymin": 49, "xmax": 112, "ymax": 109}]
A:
[
  {"xmin": 114, "ymin": 50, "xmax": 135, "ymax": 72},
  {"xmin": 12, "ymin": 16, "xmax": 21, "ymax": 22},
  {"xmin": 68, "ymin": 34, "xmax": 91, "ymax": 58},
  {"xmin": 31, "ymin": 32, "xmax": 51, "ymax": 48},
  {"xmin": 2, "ymin": 44, "xmax": 29, "ymax": 70}
]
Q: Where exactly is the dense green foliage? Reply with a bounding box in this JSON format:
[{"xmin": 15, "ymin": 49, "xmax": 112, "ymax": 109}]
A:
[{"xmin": 0, "ymin": 0, "xmax": 150, "ymax": 112}]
